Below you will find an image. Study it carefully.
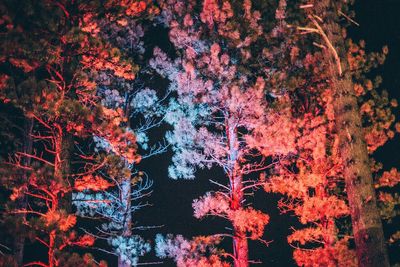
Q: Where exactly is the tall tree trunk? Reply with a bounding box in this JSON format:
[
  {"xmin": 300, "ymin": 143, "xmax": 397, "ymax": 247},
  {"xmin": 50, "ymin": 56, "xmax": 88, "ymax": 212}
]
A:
[
  {"xmin": 51, "ymin": 127, "xmax": 73, "ymax": 267},
  {"xmin": 231, "ymin": 171, "xmax": 248, "ymax": 267},
  {"xmin": 48, "ymin": 230, "xmax": 56, "ymax": 267},
  {"xmin": 14, "ymin": 118, "xmax": 33, "ymax": 265},
  {"xmin": 227, "ymin": 121, "xmax": 248, "ymax": 267},
  {"xmin": 233, "ymin": 231, "xmax": 248, "ymax": 267},
  {"xmin": 331, "ymin": 75, "xmax": 389, "ymax": 266},
  {"xmin": 311, "ymin": 1, "xmax": 389, "ymax": 265},
  {"xmin": 118, "ymin": 176, "xmax": 132, "ymax": 267}
]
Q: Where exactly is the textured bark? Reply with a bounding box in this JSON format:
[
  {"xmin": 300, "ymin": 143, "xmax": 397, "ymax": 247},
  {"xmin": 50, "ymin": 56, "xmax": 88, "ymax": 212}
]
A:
[
  {"xmin": 332, "ymin": 76, "xmax": 389, "ymax": 267},
  {"xmin": 118, "ymin": 177, "xmax": 132, "ymax": 267},
  {"xmin": 311, "ymin": 1, "xmax": 389, "ymax": 265}
]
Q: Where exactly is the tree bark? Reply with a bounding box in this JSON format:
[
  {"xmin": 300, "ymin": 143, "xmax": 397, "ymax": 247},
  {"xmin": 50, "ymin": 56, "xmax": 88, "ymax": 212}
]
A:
[
  {"xmin": 50, "ymin": 127, "xmax": 73, "ymax": 267},
  {"xmin": 231, "ymin": 176, "xmax": 248, "ymax": 267},
  {"xmin": 48, "ymin": 230, "xmax": 56, "ymax": 267},
  {"xmin": 331, "ymin": 75, "xmax": 389, "ymax": 267},
  {"xmin": 311, "ymin": 1, "xmax": 390, "ymax": 265},
  {"xmin": 227, "ymin": 120, "xmax": 248, "ymax": 267},
  {"xmin": 118, "ymin": 176, "xmax": 132, "ymax": 267},
  {"xmin": 233, "ymin": 231, "xmax": 248, "ymax": 267}
]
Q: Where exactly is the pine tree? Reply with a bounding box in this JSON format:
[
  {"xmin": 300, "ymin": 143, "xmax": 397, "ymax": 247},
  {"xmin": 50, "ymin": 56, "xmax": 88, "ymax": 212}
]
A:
[
  {"xmin": 0, "ymin": 0, "xmax": 144, "ymax": 265},
  {"xmin": 300, "ymin": 1, "xmax": 389, "ymax": 265},
  {"xmin": 72, "ymin": 3, "xmax": 167, "ymax": 267},
  {"xmin": 151, "ymin": 1, "xmax": 295, "ymax": 266},
  {"xmin": 258, "ymin": 0, "xmax": 396, "ymax": 265}
]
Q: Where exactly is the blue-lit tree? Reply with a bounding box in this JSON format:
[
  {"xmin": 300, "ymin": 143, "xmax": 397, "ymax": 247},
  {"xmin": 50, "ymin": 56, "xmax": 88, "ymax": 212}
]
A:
[{"xmin": 72, "ymin": 6, "xmax": 168, "ymax": 266}]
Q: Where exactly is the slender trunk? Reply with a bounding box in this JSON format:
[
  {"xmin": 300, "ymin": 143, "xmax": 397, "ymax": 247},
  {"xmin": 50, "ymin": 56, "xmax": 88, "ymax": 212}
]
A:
[
  {"xmin": 310, "ymin": 2, "xmax": 390, "ymax": 265},
  {"xmin": 119, "ymin": 104, "xmax": 133, "ymax": 267},
  {"xmin": 118, "ymin": 176, "xmax": 132, "ymax": 267},
  {"xmin": 50, "ymin": 127, "xmax": 72, "ymax": 267},
  {"xmin": 48, "ymin": 230, "xmax": 56, "ymax": 267},
  {"xmin": 227, "ymin": 120, "xmax": 248, "ymax": 267},
  {"xmin": 231, "ymin": 169, "xmax": 248, "ymax": 267},
  {"xmin": 54, "ymin": 125, "xmax": 72, "ymax": 182},
  {"xmin": 233, "ymin": 232, "xmax": 248, "ymax": 267},
  {"xmin": 14, "ymin": 118, "xmax": 33, "ymax": 265}
]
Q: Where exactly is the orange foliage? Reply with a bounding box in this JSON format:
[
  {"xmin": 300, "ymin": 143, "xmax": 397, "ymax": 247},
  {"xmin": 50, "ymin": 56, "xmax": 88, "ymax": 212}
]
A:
[
  {"xmin": 74, "ymin": 234, "xmax": 95, "ymax": 247},
  {"xmin": 230, "ymin": 208, "xmax": 270, "ymax": 240},
  {"xmin": 377, "ymin": 168, "xmax": 400, "ymax": 188},
  {"xmin": 59, "ymin": 215, "xmax": 78, "ymax": 232},
  {"xmin": 74, "ymin": 175, "xmax": 113, "ymax": 191},
  {"xmin": 295, "ymin": 196, "xmax": 349, "ymax": 224},
  {"xmin": 292, "ymin": 238, "xmax": 357, "ymax": 267}
]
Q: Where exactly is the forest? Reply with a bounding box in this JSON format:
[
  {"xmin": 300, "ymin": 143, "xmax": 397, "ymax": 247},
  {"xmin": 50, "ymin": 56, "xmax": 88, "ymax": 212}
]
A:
[{"xmin": 0, "ymin": 0, "xmax": 399, "ymax": 266}]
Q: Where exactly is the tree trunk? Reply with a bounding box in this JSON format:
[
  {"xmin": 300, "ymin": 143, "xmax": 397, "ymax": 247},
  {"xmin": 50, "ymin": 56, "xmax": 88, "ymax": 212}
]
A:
[
  {"xmin": 311, "ymin": 1, "xmax": 390, "ymax": 265},
  {"xmin": 227, "ymin": 120, "xmax": 248, "ymax": 267},
  {"xmin": 332, "ymin": 75, "xmax": 389, "ymax": 267},
  {"xmin": 48, "ymin": 230, "xmax": 56, "ymax": 267},
  {"xmin": 118, "ymin": 176, "xmax": 132, "ymax": 267},
  {"xmin": 233, "ymin": 232, "xmax": 248, "ymax": 267},
  {"xmin": 231, "ymin": 176, "xmax": 248, "ymax": 267},
  {"xmin": 14, "ymin": 118, "xmax": 33, "ymax": 265},
  {"xmin": 51, "ymin": 128, "xmax": 73, "ymax": 267}
]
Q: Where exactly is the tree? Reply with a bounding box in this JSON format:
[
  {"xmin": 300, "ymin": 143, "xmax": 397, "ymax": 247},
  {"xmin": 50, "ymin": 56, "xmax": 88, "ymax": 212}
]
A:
[
  {"xmin": 150, "ymin": 1, "xmax": 296, "ymax": 266},
  {"xmin": 258, "ymin": 1, "xmax": 397, "ymax": 265},
  {"xmin": 256, "ymin": 4, "xmax": 358, "ymax": 264},
  {"xmin": 299, "ymin": 1, "xmax": 390, "ymax": 265},
  {"xmin": 265, "ymin": 106, "xmax": 358, "ymax": 267},
  {"xmin": 72, "ymin": 3, "xmax": 169, "ymax": 266},
  {"xmin": 347, "ymin": 39, "xmax": 400, "ymax": 264},
  {"xmin": 0, "ymin": 0, "xmax": 143, "ymax": 265}
]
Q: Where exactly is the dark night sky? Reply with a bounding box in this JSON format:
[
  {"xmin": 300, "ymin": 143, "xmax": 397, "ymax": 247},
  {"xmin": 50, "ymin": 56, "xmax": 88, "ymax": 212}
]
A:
[
  {"xmin": 19, "ymin": 1, "xmax": 400, "ymax": 266},
  {"xmin": 131, "ymin": 1, "xmax": 400, "ymax": 266}
]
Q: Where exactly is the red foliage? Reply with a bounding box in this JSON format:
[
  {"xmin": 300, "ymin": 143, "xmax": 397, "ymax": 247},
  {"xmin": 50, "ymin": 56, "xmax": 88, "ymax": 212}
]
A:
[{"xmin": 74, "ymin": 175, "xmax": 113, "ymax": 191}]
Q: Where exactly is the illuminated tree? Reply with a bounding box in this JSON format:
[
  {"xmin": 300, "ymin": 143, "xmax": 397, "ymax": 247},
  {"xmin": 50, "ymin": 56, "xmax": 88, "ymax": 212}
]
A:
[
  {"xmin": 297, "ymin": 1, "xmax": 389, "ymax": 266},
  {"xmin": 0, "ymin": 0, "xmax": 145, "ymax": 266},
  {"xmin": 264, "ymin": 108, "xmax": 358, "ymax": 267},
  {"xmin": 348, "ymin": 41, "xmax": 400, "ymax": 264},
  {"xmin": 72, "ymin": 78, "xmax": 165, "ymax": 267},
  {"xmin": 258, "ymin": 1, "xmax": 398, "ymax": 265},
  {"xmin": 151, "ymin": 1, "xmax": 296, "ymax": 266},
  {"xmin": 72, "ymin": 4, "xmax": 168, "ymax": 267}
]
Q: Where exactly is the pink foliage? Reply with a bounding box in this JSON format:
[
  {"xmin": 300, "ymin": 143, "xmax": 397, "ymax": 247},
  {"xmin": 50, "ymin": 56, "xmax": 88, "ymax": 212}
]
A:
[
  {"xmin": 292, "ymin": 238, "xmax": 357, "ymax": 267},
  {"xmin": 193, "ymin": 193, "xmax": 269, "ymax": 239},
  {"xmin": 294, "ymin": 196, "xmax": 349, "ymax": 224},
  {"xmin": 247, "ymin": 106, "xmax": 297, "ymax": 157},
  {"xmin": 74, "ymin": 175, "xmax": 113, "ymax": 191},
  {"xmin": 377, "ymin": 168, "xmax": 400, "ymax": 188}
]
